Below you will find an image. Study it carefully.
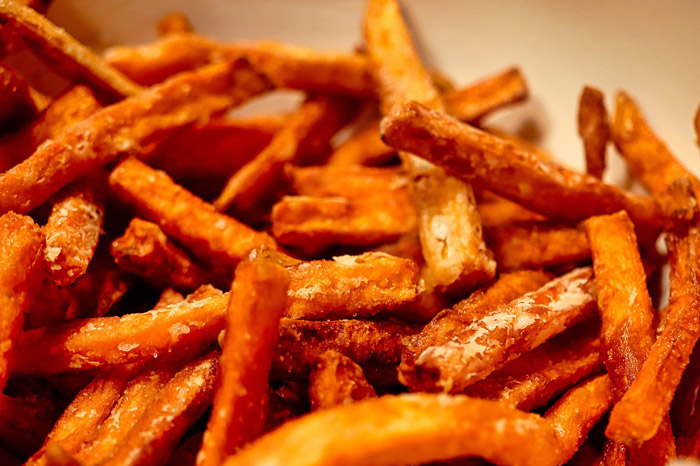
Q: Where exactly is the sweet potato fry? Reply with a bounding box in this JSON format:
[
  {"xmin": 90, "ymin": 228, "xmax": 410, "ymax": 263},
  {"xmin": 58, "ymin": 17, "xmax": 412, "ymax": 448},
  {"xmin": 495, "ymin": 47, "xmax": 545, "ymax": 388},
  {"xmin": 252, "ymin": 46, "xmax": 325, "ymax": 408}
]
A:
[
  {"xmin": 577, "ymin": 86, "xmax": 609, "ymax": 179},
  {"xmin": 197, "ymin": 260, "xmax": 289, "ymax": 466},
  {"xmin": 399, "ymin": 269, "xmax": 552, "ymax": 392},
  {"xmin": 326, "ymin": 119, "xmax": 396, "ymax": 166},
  {"xmin": 0, "ymin": 63, "xmax": 38, "ymax": 133},
  {"xmin": 286, "ymin": 165, "xmax": 407, "ymax": 199},
  {"xmin": 476, "ymin": 193, "xmax": 547, "ymax": 227},
  {"xmin": 0, "ymin": 0, "xmax": 143, "ymax": 99},
  {"xmin": 463, "ymin": 320, "xmax": 604, "ymax": 411},
  {"xmin": 381, "ymin": 101, "xmax": 663, "ymax": 230},
  {"xmin": 214, "ymin": 94, "xmax": 356, "ymax": 214},
  {"xmin": 444, "ymin": 67, "xmax": 528, "ymax": 123},
  {"xmin": 43, "ymin": 175, "xmax": 105, "ymax": 286},
  {"xmin": 401, "ymin": 267, "xmax": 596, "ymax": 393},
  {"xmin": 486, "ymin": 222, "xmax": 590, "ymax": 271},
  {"xmin": 108, "ymin": 157, "xmax": 278, "ymax": 272},
  {"xmin": 155, "ymin": 289, "xmax": 185, "ymax": 309},
  {"xmin": 99, "ymin": 351, "xmax": 218, "ymax": 466},
  {"xmin": 0, "ymin": 59, "xmax": 272, "ymax": 215},
  {"xmin": 364, "ymin": 0, "xmax": 495, "ymax": 294},
  {"xmin": 308, "ymin": 350, "xmax": 376, "ymax": 411},
  {"xmin": 0, "ymin": 212, "xmax": 43, "ymax": 392},
  {"xmin": 157, "ymin": 12, "xmax": 193, "ymax": 37},
  {"xmin": 224, "ymin": 393, "xmax": 561, "ymax": 466},
  {"xmin": 111, "ymin": 218, "xmax": 223, "ymax": 292}
]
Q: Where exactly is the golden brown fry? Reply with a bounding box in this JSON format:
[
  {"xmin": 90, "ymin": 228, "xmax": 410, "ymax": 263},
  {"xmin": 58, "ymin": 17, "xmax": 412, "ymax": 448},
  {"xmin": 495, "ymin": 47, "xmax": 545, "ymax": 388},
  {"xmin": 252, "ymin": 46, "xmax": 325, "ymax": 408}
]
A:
[
  {"xmin": 214, "ymin": 94, "xmax": 356, "ymax": 214},
  {"xmin": 326, "ymin": 119, "xmax": 396, "ymax": 166},
  {"xmin": 444, "ymin": 67, "xmax": 528, "ymax": 123},
  {"xmin": 197, "ymin": 260, "xmax": 289, "ymax": 466},
  {"xmin": 286, "ymin": 165, "xmax": 407, "ymax": 199},
  {"xmin": 308, "ymin": 350, "xmax": 376, "ymax": 411},
  {"xmin": 0, "ymin": 59, "xmax": 271, "ymax": 215},
  {"xmin": 400, "ymin": 270, "xmax": 551, "ymax": 392},
  {"xmin": 224, "ymin": 393, "xmax": 561, "ymax": 466},
  {"xmin": 463, "ymin": 320, "xmax": 604, "ymax": 411},
  {"xmin": 0, "ymin": 0, "xmax": 143, "ymax": 99},
  {"xmin": 364, "ymin": 0, "xmax": 495, "ymax": 295},
  {"xmin": 0, "ymin": 63, "xmax": 38, "ymax": 133},
  {"xmin": 109, "ymin": 157, "xmax": 278, "ymax": 272},
  {"xmin": 381, "ymin": 101, "xmax": 663, "ymax": 230},
  {"xmin": 577, "ymin": 86, "xmax": 609, "ymax": 179},
  {"xmin": 0, "ymin": 212, "xmax": 43, "ymax": 392},
  {"xmin": 44, "ymin": 444, "xmax": 84, "ymax": 466},
  {"xmin": 157, "ymin": 12, "xmax": 193, "ymax": 37}
]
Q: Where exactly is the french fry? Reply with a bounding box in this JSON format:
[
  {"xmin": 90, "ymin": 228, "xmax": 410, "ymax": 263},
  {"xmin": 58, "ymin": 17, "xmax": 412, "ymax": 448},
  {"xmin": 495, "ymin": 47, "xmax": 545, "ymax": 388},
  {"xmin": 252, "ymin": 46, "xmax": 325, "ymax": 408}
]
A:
[
  {"xmin": 0, "ymin": 63, "xmax": 38, "ymax": 133},
  {"xmin": 0, "ymin": 0, "xmax": 143, "ymax": 99},
  {"xmin": 381, "ymin": 101, "xmax": 663, "ymax": 230},
  {"xmin": 108, "ymin": 157, "xmax": 278, "ymax": 272},
  {"xmin": 308, "ymin": 350, "xmax": 376, "ymax": 411},
  {"xmin": 0, "ymin": 59, "xmax": 272, "ymax": 215},
  {"xmin": 577, "ymin": 86, "xmax": 609, "ymax": 179},
  {"xmin": 285, "ymin": 165, "xmax": 407, "ymax": 199},
  {"xmin": 157, "ymin": 12, "xmax": 193, "ymax": 37},
  {"xmin": 326, "ymin": 119, "xmax": 396, "ymax": 166},
  {"xmin": 197, "ymin": 260, "xmax": 289, "ymax": 466},
  {"xmin": 98, "ymin": 351, "xmax": 218, "ymax": 466},
  {"xmin": 110, "ymin": 218, "xmax": 223, "ymax": 292},
  {"xmin": 364, "ymin": 0, "xmax": 496, "ymax": 295},
  {"xmin": 224, "ymin": 393, "xmax": 561, "ymax": 466},
  {"xmin": 399, "ymin": 270, "xmax": 552, "ymax": 392},
  {"xmin": 186, "ymin": 284, "xmax": 223, "ymax": 302},
  {"xmin": 444, "ymin": 67, "xmax": 528, "ymax": 123},
  {"xmin": 43, "ymin": 175, "xmax": 105, "ymax": 286},
  {"xmin": 44, "ymin": 444, "xmax": 84, "ymax": 466},
  {"xmin": 476, "ymin": 193, "xmax": 547, "ymax": 227},
  {"xmin": 0, "ymin": 212, "xmax": 44, "ymax": 392},
  {"xmin": 463, "ymin": 320, "xmax": 604, "ymax": 411},
  {"xmin": 155, "ymin": 288, "xmax": 185, "ymax": 309},
  {"xmin": 401, "ymin": 267, "xmax": 596, "ymax": 393},
  {"xmin": 214, "ymin": 94, "xmax": 357, "ymax": 214}
]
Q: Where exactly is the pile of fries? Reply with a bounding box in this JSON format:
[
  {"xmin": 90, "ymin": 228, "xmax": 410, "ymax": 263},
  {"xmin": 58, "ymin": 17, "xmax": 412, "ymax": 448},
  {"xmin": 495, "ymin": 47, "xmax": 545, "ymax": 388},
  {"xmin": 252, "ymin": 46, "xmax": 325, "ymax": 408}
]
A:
[{"xmin": 1, "ymin": 0, "xmax": 700, "ymax": 465}]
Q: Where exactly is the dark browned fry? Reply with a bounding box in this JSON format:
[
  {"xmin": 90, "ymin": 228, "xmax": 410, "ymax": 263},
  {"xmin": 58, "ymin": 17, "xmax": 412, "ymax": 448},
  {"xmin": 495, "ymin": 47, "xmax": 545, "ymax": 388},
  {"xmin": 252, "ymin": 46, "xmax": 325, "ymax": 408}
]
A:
[
  {"xmin": 0, "ymin": 392, "xmax": 61, "ymax": 458},
  {"xmin": 308, "ymin": 350, "xmax": 376, "ymax": 411},
  {"xmin": 0, "ymin": 63, "xmax": 38, "ymax": 133},
  {"xmin": 577, "ymin": 86, "xmax": 609, "ymax": 179}
]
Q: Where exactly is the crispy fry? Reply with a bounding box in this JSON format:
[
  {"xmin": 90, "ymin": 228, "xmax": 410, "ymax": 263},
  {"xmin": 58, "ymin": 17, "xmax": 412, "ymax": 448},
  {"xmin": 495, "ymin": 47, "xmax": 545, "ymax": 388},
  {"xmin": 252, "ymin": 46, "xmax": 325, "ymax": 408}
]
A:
[
  {"xmin": 44, "ymin": 444, "xmax": 83, "ymax": 466},
  {"xmin": 400, "ymin": 270, "xmax": 552, "ymax": 392},
  {"xmin": 0, "ymin": 63, "xmax": 38, "ymax": 133},
  {"xmin": 214, "ymin": 94, "xmax": 356, "ymax": 214},
  {"xmin": 157, "ymin": 12, "xmax": 193, "ymax": 36},
  {"xmin": 0, "ymin": 59, "xmax": 272, "ymax": 215},
  {"xmin": 308, "ymin": 350, "xmax": 376, "ymax": 411},
  {"xmin": 463, "ymin": 320, "xmax": 604, "ymax": 411},
  {"xmin": 197, "ymin": 260, "xmax": 289, "ymax": 466},
  {"xmin": 326, "ymin": 119, "xmax": 396, "ymax": 166},
  {"xmin": 381, "ymin": 101, "xmax": 663, "ymax": 230},
  {"xmin": 577, "ymin": 86, "xmax": 609, "ymax": 179},
  {"xmin": 108, "ymin": 157, "xmax": 278, "ymax": 272},
  {"xmin": 364, "ymin": 0, "xmax": 495, "ymax": 294},
  {"xmin": 0, "ymin": 212, "xmax": 43, "ymax": 392},
  {"xmin": 155, "ymin": 288, "xmax": 185, "ymax": 309},
  {"xmin": 43, "ymin": 175, "xmax": 105, "ymax": 286},
  {"xmin": 286, "ymin": 165, "xmax": 407, "ymax": 199},
  {"xmin": 476, "ymin": 193, "xmax": 547, "ymax": 227},
  {"xmin": 224, "ymin": 394, "xmax": 561, "ymax": 466},
  {"xmin": 444, "ymin": 67, "xmax": 528, "ymax": 123},
  {"xmin": 0, "ymin": 0, "xmax": 143, "ymax": 99},
  {"xmin": 99, "ymin": 351, "xmax": 218, "ymax": 466}
]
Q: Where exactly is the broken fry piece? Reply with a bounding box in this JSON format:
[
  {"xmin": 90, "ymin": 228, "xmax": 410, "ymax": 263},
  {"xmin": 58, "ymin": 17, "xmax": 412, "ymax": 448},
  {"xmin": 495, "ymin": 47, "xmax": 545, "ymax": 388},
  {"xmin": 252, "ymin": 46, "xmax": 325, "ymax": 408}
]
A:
[
  {"xmin": 308, "ymin": 350, "xmax": 376, "ymax": 411},
  {"xmin": 577, "ymin": 86, "xmax": 609, "ymax": 179}
]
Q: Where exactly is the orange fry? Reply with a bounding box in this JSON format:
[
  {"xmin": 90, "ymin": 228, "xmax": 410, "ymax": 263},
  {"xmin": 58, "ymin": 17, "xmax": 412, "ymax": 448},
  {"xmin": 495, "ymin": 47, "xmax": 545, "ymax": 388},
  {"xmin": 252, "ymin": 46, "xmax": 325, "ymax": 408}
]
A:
[
  {"xmin": 157, "ymin": 12, "xmax": 193, "ymax": 37},
  {"xmin": 577, "ymin": 86, "xmax": 609, "ymax": 179},
  {"xmin": 476, "ymin": 193, "xmax": 547, "ymax": 227},
  {"xmin": 326, "ymin": 120, "xmax": 395, "ymax": 166},
  {"xmin": 0, "ymin": 0, "xmax": 143, "ymax": 99},
  {"xmin": 444, "ymin": 66, "xmax": 528, "ymax": 123},
  {"xmin": 0, "ymin": 59, "xmax": 271, "ymax": 215},
  {"xmin": 381, "ymin": 101, "xmax": 663, "ymax": 230},
  {"xmin": 108, "ymin": 157, "xmax": 278, "ymax": 272},
  {"xmin": 308, "ymin": 350, "xmax": 376, "ymax": 411},
  {"xmin": 224, "ymin": 394, "xmax": 561, "ymax": 466},
  {"xmin": 286, "ymin": 165, "xmax": 407, "ymax": 200},
  {"xmin": 155, "ymin": 288, "xmax": 185, "ymax": 309},
  {"xmin": 0, "ymin": 64, "xmax": 38, "ymax": 132}
]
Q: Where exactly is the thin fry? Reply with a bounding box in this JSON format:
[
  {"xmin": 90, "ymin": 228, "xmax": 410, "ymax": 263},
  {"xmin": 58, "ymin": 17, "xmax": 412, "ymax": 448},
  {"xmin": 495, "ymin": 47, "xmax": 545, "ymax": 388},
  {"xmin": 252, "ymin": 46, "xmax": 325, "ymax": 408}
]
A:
[
  {"xmin": 577, "ymin": 86, "xmax": 609, "ymax": 179},
  {"xmin": 308, "ymin": 350, "xmax": 376, "ymax": 411}
]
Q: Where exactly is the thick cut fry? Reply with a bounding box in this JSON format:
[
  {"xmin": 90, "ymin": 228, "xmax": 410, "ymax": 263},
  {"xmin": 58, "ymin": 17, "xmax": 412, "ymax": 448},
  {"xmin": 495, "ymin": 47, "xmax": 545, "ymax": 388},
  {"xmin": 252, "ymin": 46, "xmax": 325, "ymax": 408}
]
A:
[
  {"xmin": 444, "ymin": 67, "xmax": 528, "ymax": 123},
  {"xmin": 0, "ymin": 0, "xmax": 142, "ymax": 99},
  {"xmin": 0, "ymin": 59, "xmax": 271, "ymax": 215},
  {"xmin": 43, "ymin": 175, "xmax": 105, "ymax": 286},
  {"xmin": 326, "ymin": 120, "xmax": 395, "ymax": 166},
  {"xmin": 224, "ymin": 393, "xmax": 562, "ymax": 466},
  {"xmin": 214, "ymin": 95, "xmax": 356, "ymax": 214},
  {"xmin": 577, "ymin": 86, "xmax": 608, "ymax": 179},
  {"xmin": 464, "ymin": 320, "xmax": 604, "ymax": 411},
  {"xmin": 286, "ymin": 165, "xmax": 407, "ymax": 199},
  {"xmin": 111, "ymin": 218, "xmax": 223, "ymax": 291},
  {"xmin": 108, "ymin": 157, "xmax": 278, "ymax": 272},
  {"xmin": 197, "ymin": 260, "xmax": 288, "ymax": 466},
  {"xmin": 365, "ymin": 0, "xmax": 495, "ymax": 294},
  {"xmin": 308, "ymin": 350, "xmax": 376, "ymax": 411},
  {"xmin": 381, "ymin": 101, "xmax": 663, "ymax": 229},
  {"xmin": 99, "ymin": 351, "xmax": 218, "ymax": 466},
  {"xmin": 0, "ymin": 64, "xmax": 38, "ymax": 132},
  {"xmin": 157, "ymin": 12, "xmax": 193, "ymax": 36},
  {"xmin": 0, "ymin": 212, "xmax": 43, "ymax": 392},
  {"xmin": 402, "ymin": 267, "xmax": 596, "ymax": 393},
  {"xmin": 400, "ymin": 270, "xmax": 552, "ymax": 392},
  {"xmin": 486, "ymin": 222, "xmax": 590, "ymax": 271}
]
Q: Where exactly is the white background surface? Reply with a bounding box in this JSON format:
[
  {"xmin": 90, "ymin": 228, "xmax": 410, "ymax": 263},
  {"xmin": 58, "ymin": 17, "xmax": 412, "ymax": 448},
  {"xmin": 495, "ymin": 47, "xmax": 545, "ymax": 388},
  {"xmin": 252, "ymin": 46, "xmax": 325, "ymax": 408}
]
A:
[{"xmin": 48, "ymin": 0, "xmax": 700, "ymax": 183}]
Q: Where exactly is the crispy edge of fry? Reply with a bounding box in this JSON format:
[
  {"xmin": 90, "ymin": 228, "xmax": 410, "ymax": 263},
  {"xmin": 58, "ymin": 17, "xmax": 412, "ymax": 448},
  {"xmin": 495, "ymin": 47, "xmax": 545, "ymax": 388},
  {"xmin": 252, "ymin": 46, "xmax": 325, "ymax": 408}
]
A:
[
  {"xmin": 155, "ymin": 288, "xmax": 185, "ymax": 309},
  {"xmin": 0, "ymin": 63, "xmax": 38, "ymax": 132},
  {"xmin": 308, "ymin": 350, "xmax": 376, "ymax": 411},
  {"xmin": 224, "ymin": 393, "xmax": 561, "ymax": 466},
  {"xmin": 577, "ymin": 86, "xmax": 609, "ymax": 179},
  {"xmin": 326, "ymin": 119, "xmax": 396, "ymax": 166},
  {"xmin": 197, "ymin": 260, "xmax": 289, "ymax": 466}
]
